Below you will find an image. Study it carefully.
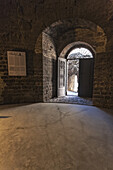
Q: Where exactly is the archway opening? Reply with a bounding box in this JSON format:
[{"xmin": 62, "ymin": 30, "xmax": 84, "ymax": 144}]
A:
[
  {"xmin": 67, "ymin": 47, "xmax": 94, "ymax": 97},
  {"xmin": 39, "ymin": 19, "xmax": 107, "ymax": 106}
]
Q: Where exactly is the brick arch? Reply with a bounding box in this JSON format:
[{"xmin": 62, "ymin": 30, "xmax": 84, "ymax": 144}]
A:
[
  {"xmin": 44, "ymin": 18, "xmax": 98, "ymax": 35},
  {"xmin": 31, "ymin": 0, "xmax": 110, "ymax": 39},
  {"xmin": 59, "ymin": 41, "xmax": 96, "ymax": 59},
  {"xmin": 43, "ymin": 18, "xmax": 107, "ymax": 40},
  {"xmin": 42, "ymin": 18, "xmax": 107, "ymax": 56},
  {"xmin": 36, "ymin": 18, "xmax": 112, "ymax": 108},
  {"xmin": 57, "ymin": 27, "xmax": 107, "ymax": 55}
]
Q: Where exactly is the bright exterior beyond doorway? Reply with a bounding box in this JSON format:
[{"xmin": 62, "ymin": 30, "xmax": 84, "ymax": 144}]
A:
[{"xmin": 67, "ymin": 47, "xmax": 93, "ymax": 97}]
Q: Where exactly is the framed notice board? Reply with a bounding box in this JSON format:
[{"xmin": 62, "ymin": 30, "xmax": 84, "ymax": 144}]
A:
[{"xmin": 7, "ymin": 51, "xmax": 26, "ymax": 76}]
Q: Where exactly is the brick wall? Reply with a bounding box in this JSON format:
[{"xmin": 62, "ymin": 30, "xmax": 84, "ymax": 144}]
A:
[
  {"xmin": 0, "ymin": 49, "xmax": 43, "ymax": 104},
  {"xmin": 0, "ymin": 0, "xmax": 112, "ymax": 108},
  {"xmin": 93, "ymin": 52, "xmax": 113, "ymax": 108},
  {"xmin": 42, "ymin": 32, "xmax": 57, "ymax": 101}
]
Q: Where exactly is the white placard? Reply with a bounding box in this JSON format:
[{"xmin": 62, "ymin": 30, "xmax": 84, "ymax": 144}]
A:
[{"xmin": 7, "ymin": 51, "xmax": 26, "ymax": 76}]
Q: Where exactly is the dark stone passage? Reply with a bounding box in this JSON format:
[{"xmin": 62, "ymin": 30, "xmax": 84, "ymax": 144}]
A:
[{"xmin": 0, "ymin": 0, "xmax": 113, "ymax": 169}]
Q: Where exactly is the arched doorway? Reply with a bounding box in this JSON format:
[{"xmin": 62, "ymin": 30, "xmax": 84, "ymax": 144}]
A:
[
  {"xmin": 67, "ymin": 47, "xmax": 94, "ymax": 98},
  {"xmin": 40, "ymin": 19, "xmax": 107, "ymax": 106},
  {"xmin": 58, "ymin": 43, "xmax": 95, "ymax": 100}
]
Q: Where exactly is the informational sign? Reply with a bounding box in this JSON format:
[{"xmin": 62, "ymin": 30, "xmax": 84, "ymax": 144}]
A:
[{"xmin": 7, "ymin": 51, "xmax": 26, "ymax": 76}]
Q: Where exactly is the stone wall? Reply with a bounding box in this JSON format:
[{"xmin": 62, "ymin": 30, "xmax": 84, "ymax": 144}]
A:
[
  {"xmin": 0, "ymin": 48, "xmax": 43, "ymax": 104},
  {"xmin": 57, "ymin": 26, "xmax": 107, "ymax": 56},
  {"xmin": 42, "ymin": 32, "xmax": 57, "ymax": 101},
  {"xmin": 93, "ymin": 52, "xmax": 113, "ymax": 108},
  {"xmin": 0, "ymin": 0, "xmax": 113, "ymax": 107}
]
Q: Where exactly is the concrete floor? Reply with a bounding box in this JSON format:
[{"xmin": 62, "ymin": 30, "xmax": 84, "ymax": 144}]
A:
[{"xmin": 0, "ymin": 103, "xmax": 113, "ymax": 170}]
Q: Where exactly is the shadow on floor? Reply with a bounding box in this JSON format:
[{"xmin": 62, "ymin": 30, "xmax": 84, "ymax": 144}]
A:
[
  {"xmin": 0, "ymin": 103, "xmax": 33, "ymax": 110},
  {"xmin": 0, "ymin": 116, "xmax": 12, "ymax": 119}
]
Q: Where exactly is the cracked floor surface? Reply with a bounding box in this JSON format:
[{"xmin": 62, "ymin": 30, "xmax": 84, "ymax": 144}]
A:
[{"xmin": 0, "ymin": 103, "xmax": 113, "ymax": 170}]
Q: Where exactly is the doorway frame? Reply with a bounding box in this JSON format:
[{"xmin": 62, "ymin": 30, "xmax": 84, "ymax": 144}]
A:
[{"xmin": 58, "ymin": 42, "xmax": 96, "ymax": 98}]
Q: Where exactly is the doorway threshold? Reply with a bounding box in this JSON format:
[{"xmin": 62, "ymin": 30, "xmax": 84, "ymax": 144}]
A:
[{"xmin": 48, "ymin": 95, "xmax": 93, "ymax": 106}]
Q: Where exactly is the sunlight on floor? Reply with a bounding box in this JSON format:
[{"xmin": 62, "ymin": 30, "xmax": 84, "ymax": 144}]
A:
[{"xmin": 67, "ymin": 90, "xmax": 78, "ymax": 96}]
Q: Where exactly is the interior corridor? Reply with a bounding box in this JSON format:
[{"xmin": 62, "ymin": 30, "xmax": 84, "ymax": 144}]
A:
[{"xmin": 0, "ymin": 103, "xmax": 113, "ymax": 170}]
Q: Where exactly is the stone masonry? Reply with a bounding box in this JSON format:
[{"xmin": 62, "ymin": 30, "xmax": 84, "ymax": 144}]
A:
[{"xmin": 0, "ymin": 0, "xmax": 113, "ymax": 108}]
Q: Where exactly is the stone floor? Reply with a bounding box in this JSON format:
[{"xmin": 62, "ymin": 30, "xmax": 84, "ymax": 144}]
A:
[
  {"xmin": 48, "ymin": 95, "xmax": 93, "ymax": 106},
  {"xmin": 0, "ymin": 103, "xmax": 113, "ymax": 170}
]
